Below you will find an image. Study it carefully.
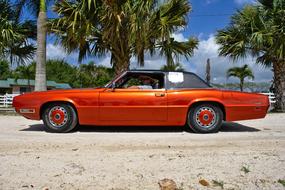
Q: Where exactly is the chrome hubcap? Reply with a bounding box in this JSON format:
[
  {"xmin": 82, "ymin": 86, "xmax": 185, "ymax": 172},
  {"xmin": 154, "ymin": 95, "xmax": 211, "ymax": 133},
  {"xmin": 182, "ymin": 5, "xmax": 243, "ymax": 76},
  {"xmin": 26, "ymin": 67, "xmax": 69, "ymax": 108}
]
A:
[
  {"xmin": 48, "ymin": 106, "xmax": 68, "ymax": 128},
  {"xmin": 195, "ymin": 107, "xmax": 216, "ymax": 128}
]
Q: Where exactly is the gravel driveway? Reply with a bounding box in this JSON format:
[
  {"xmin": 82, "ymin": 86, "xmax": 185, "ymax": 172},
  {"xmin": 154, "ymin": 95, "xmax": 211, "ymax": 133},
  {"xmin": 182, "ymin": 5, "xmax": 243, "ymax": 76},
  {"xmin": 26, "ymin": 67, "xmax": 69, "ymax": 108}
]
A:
[{"xmin": 0, "ymin": 114, "xmax": 284, "ymax": 190}]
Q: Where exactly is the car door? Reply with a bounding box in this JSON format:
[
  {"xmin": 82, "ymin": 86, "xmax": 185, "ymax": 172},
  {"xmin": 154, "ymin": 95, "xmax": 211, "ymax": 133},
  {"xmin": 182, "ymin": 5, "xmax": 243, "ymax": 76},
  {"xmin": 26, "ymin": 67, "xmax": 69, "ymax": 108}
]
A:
[{"xmin": 99, "ymin": 88, "xmax": 167, "ymax": 122}]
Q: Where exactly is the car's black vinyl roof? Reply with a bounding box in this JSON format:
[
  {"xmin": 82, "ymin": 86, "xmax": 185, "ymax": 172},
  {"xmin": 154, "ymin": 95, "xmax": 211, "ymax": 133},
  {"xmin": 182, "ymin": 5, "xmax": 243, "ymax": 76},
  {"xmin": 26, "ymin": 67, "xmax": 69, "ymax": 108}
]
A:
[
  {"xmin": 128, "ymin": 69, "xmax": 196, "ymax": 75},
  {"xmin": 128, "ymin": 69, "xmax": 210, "ymax": 88}
]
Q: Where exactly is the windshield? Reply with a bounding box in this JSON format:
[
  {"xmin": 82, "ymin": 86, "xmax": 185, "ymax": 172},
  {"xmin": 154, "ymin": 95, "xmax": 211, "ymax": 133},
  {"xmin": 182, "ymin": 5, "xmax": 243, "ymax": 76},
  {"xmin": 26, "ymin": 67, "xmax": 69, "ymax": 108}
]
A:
[{"xmin": 104, "ymin": 71, "xmax": 127, "ymax": 88}]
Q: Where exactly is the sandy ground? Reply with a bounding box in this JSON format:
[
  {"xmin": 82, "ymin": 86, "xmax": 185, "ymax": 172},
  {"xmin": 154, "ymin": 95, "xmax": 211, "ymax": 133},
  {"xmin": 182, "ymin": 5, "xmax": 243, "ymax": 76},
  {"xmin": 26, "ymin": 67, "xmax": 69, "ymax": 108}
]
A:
[{"xmin": 0, "ymin": 114, "xmax": 284, "ymax": 190}]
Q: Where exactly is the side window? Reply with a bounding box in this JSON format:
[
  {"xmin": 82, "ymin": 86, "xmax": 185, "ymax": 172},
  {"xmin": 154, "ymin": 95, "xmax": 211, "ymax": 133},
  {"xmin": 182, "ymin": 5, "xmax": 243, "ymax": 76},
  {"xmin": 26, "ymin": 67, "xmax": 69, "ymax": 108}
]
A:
[
  {"xmin": 167, "ymin": 72, "xmax": 210, "ymax": 89},
  {"xmin": 122, "ymin": 78, "xmax": 142, "ymax": 88},
  {"xmin": 116, "ymin": 73, "xmax": 165, "ymax": 89}
]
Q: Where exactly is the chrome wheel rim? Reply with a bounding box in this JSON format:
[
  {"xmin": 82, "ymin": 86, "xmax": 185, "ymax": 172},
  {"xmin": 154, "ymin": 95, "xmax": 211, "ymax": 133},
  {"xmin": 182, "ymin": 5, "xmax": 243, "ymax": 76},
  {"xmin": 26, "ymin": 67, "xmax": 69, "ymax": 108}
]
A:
[
  {"xmin": 195, "ymin": 107, "xmax": 216, "ymax": 128},
  {"xmin": 48, "ymin": 106, "xmax": 68, "ymax": 128}
]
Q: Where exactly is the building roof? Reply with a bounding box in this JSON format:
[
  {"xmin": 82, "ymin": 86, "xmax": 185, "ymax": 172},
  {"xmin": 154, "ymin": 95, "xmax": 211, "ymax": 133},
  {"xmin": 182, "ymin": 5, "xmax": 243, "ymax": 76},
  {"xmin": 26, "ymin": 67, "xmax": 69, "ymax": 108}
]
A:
[
  {"xmin": 0, "ymin": 78, "xmax": 71, "ymax": 89},
  {"xmin": 55, "ymin": 83, "xmax": 72, "ymax": 89},
  {"xmin": 0, "ymin": 80, "xmax": 10, "ymax": 88}
]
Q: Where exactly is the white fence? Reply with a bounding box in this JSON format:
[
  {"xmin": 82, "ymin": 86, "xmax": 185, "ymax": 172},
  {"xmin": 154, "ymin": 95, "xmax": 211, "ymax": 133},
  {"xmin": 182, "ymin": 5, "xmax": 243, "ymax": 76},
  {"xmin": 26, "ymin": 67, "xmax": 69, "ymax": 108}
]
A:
[
  {"xmin": 261, "ymin": 92, "xmax": 276, "ymax": 111},
  {"xmin": 261, "ymin": 92, "xmax": 276, "ymax": 104},
  {"xmin": 0, "ymin": 94, "xmax": 19, "ymax": 107}
]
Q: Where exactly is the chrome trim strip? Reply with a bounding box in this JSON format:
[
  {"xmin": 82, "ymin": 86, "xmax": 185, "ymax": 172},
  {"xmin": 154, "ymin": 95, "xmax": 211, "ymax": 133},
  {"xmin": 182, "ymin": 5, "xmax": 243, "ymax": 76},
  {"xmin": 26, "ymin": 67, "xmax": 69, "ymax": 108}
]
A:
[{"xmin": 19, "ymin": 109, "xmax": 35, "ymax": 113}]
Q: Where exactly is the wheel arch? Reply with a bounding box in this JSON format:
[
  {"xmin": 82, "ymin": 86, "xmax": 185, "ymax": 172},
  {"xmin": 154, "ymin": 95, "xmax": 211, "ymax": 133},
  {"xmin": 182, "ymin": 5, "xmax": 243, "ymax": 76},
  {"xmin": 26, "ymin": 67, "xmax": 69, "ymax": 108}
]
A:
[{"xmin": 188, "ymin": 100, "xmax": 226, "ymax": 121}]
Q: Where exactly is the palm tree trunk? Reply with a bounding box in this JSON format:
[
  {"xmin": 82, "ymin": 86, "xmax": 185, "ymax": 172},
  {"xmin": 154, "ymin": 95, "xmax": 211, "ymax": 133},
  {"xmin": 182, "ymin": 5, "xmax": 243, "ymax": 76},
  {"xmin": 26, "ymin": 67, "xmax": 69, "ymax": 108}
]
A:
[
  {"xmin": 35, "ymin": 0, "xmax": 47, "ymax": 91},
  {"xmin": 240, "ymin": 79, "xmax": 244, "ymax": 92},
  {"xmin": 27, "ymin": 71, "xmax": 31, "ymax": 92},
  {"xmin": 113, "ymin": 58, "xmax": 130, "ymax": 75},
  {"xmin": 273, "ymin": 61, "xmax": 285, "ymax": 112}
]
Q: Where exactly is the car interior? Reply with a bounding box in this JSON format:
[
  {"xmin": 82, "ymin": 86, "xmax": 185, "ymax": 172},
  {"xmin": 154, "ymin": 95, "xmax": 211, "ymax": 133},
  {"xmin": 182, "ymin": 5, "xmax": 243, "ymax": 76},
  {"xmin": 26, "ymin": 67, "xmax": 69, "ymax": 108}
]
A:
[{"xmin": 115, "ymin": 72, "xmax": 165, "ymax": 89}]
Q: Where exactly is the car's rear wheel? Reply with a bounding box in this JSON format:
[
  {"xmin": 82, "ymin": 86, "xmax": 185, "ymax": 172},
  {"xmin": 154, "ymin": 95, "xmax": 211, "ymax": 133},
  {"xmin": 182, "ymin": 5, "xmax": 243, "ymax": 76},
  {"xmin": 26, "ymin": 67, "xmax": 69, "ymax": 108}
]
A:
[
  {"xmin": 187, "ymin": 103, "xmax": 223, "ymax": 133},
  {"xmin": 42, "ymin": 103, "xmax": 78, "ymax": 133}
]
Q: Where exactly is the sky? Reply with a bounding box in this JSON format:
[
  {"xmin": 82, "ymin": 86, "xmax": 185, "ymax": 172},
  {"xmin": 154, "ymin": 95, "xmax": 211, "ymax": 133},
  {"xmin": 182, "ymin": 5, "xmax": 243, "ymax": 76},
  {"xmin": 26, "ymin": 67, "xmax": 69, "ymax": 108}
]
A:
[{"xmin": 40, "ymin": 0, "xmax": 272, "ymax": 84}]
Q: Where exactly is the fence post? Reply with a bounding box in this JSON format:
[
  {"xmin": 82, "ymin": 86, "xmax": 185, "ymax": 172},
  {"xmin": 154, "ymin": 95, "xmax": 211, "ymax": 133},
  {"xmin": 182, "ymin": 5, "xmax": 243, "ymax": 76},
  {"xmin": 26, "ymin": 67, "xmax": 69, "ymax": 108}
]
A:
[{"xmin": 4, "ymin": 94, "xmax": 7, "ymax": 107}]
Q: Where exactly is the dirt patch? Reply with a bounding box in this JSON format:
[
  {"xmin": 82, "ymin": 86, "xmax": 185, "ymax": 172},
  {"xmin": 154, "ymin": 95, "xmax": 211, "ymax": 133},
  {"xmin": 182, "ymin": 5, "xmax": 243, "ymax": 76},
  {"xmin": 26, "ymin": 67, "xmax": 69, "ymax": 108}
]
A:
[{"xmin": 0, "ymin": 114, "xmax": 284, "ymax": 189}]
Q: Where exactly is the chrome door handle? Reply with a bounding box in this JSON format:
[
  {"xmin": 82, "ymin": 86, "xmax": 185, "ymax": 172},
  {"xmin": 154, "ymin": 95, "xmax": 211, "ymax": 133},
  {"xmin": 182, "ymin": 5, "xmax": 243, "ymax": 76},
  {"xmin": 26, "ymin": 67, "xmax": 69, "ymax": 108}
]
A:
[{"xmin": 155, "ymin": 93, "xmax": 165, "ymax": 97}]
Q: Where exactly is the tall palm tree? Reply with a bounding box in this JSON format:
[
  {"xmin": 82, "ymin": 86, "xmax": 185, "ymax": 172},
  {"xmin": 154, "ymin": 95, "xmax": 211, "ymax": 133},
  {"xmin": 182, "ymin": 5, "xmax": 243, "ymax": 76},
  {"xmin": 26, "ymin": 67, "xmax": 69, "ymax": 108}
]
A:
[
  {"xmin": 216, "ymin": 0, "xmax": 285, "ymax": 111},
  {"xmin": 0, "ymin": 0, "xmax": 36, "ymax": 64},
  {"xmin": 15, "ymin": 0, "xmax": 52, "ymax": 91},
  {"xmin": 227, "ymin": 65, "xmax": 254, "ymax": 92},
  {"xmin": 50, "ymin": 0, "xmax": 198, "ymax": 74}
]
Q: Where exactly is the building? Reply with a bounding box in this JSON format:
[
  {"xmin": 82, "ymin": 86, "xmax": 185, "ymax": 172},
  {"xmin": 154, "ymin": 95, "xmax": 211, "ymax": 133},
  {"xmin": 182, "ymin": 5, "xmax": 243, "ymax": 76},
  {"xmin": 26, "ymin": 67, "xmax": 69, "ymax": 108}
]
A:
[{"xmin": 0, "ymin": 78, "xmax": 71, "ymax": 94}]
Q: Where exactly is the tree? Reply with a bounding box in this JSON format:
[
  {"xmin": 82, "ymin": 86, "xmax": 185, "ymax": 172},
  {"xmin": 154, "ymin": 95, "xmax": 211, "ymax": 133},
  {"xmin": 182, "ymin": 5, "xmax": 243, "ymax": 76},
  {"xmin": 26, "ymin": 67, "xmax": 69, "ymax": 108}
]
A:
[
  {"xmin": 227, "ymin": 64, "xmax": 254, "ymax": 92},
  {"xmin": 77, "ymin": 62, "xmax": 114, "ymax": 88},
  {"xmin": 50, "ymin": 0, "xmax": 198, "ymax": 74},
  {"xmin": 46, "ymin": 59, "xmax": 113, "ymax": 88},
  {"xmin": 15, "ymin": 0, "xmax": 53, "ymax": 91},
  {"xmin": 45, "ymin": 59, "xmax": 77, "ymax": 87},
  {"xmin": 0, "ymin": 0, "xmax": 36, "ymax": 64},
  {"xmin": 0, "ymin": 60, "xmax": 12, "ymax": 79},
  {"xmin": 205, "ymin": 58, "xmax": 211, "ymax": 85},
  {"xmin": 161, "ymin": 63, "xmax": 184, "ymax": 71},
  {"xmin": 13, "ymin": 63, "xmax": 35, "ymax": 91},
  {"xmin": 216, "ymin": 0, "xmax": 285, "ymax": 111}
]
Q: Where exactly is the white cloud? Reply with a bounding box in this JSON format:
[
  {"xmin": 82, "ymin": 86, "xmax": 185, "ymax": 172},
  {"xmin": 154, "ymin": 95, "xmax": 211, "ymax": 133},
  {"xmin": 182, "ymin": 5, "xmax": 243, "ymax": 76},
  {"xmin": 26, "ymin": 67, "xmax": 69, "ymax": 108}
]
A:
[
  {"xmin": 125, "ymin": 33, "xmax": 273, "ymax": 84},
  {"xmin": 97, "ymin": 54, "xmax": 112, "ymax": 67},
  {"xmin": 69, "ymin": 32, "xmax": 272, "ymax": 84},
  {"xmin": 186, "ymin": 35, "xmax": 273, "ymax": 83},
  {"xmin": 171, "ymin": 33, "xmax": 187, "ymax": 42},
  {"xmin": 46, "ymin": 43, "xmax": 78, "ymax": 63},
  {"xmin": 46, "ymin": 44, "xmax": 66, "ymax": 59}
]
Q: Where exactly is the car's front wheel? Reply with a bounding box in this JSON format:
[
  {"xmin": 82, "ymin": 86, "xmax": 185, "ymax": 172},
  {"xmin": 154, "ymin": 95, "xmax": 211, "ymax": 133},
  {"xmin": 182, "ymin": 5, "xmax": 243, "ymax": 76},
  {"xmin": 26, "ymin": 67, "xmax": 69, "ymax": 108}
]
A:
[
  {"xmin": 42, "ymin": 103, "xmax": 78, "ymax": 133},
  {"xmin": 187, "ymin": 103, "xmax": 223, "ymax": 133}
]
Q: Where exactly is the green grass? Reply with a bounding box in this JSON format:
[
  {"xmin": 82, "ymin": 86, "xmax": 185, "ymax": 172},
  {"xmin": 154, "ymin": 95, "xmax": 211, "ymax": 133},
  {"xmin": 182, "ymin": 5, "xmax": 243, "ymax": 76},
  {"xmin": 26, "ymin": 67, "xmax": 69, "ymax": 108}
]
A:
[
  {"xmin": 278, "ymin": 179, "xmax": 285, "ymax": 187},
  {"xmin": 212, "ymin": 180, "xmax": 224, "ymax": 189},
  {"xmin": 241, "ymin": 166, "xmax": 250, "ymax": 174}
]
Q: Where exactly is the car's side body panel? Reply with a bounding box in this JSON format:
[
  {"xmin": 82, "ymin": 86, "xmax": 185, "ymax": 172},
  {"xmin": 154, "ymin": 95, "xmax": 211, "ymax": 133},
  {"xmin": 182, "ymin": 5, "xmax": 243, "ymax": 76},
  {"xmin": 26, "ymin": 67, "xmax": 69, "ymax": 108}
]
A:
[
  {"xmin": 98, "ymin": 89, "xmax": 167, "ymax": 122},
  {"xmin": 13, "ymin": 71, "xmax": 269, "ymax": 127},
  {"xmin": 13, "ymin": 88, "xmax": 269, "ymax": 126},
  {"xmin": 166, "ymin": 89, "xmax": 224, "ymax": 125},
  {"xmin": 13, "ymin": 89, "xmax": 101, "ymax": 124},
  {"xmin": 222, "ymin": 91, "xmax": 269, "ymax": 121}
]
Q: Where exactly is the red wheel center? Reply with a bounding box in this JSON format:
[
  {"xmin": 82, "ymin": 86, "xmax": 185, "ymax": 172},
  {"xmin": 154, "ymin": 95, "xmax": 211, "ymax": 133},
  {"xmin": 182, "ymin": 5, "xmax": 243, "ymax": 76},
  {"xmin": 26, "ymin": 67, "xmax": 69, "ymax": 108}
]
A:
[
  {"xmin": 198, "ymin": 110, "xmax": 214, "ymax": 125},
  {"xmin": 51, "ymin": 110, "xmax": 65, "ymax": 124}
]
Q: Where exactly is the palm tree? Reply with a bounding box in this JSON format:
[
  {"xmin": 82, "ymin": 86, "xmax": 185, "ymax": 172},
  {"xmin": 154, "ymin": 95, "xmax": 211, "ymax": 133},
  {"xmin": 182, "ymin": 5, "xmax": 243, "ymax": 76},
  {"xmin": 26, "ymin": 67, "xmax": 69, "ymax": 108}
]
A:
[
  {"xmin": 50, "ymin": 0, "xmax": 198, "ymax": 74},
  {"xmin": 13, "ymin": 64, "xmax": 35, "ymax": 91},
  {"xmin": 15, "ymin": 0, "xmax": 53, "ymax": 91},
  {"xmin": 227, "ymin": 65, "xmax": 254, "ymax": 92},
  {"xmin": 216, "ymin": 0, "xmax": 285, "ymax": 111},
  {"xmin": 0, "ymin": 60, "xmax": 12, "ymax": 79},
  {"xmin": 0, "ymin": 0, "xmax": 36, "ymax": 64},
  {"xmin": 205, "ymin": 58, "xmax": 211, "ymax": 85},
  {"xmin": 161, "ymin": 63, "xmax": 184, "ymax": 71}
]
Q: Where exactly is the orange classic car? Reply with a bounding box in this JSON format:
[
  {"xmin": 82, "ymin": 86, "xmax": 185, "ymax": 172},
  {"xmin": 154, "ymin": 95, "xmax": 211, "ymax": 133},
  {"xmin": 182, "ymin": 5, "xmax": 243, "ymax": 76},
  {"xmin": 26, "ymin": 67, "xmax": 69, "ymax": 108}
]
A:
[{"xmin": 13, "ymin": 70, "xmax": 269, "ymax": 133}]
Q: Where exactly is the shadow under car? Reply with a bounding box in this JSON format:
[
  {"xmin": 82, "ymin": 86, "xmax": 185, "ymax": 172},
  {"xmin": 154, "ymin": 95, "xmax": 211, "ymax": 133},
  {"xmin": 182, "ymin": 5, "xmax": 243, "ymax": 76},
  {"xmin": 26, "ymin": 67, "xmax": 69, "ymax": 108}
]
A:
[{"xmin": 20, "ymin": 121, "xmax": 260, "ymax": 133}]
